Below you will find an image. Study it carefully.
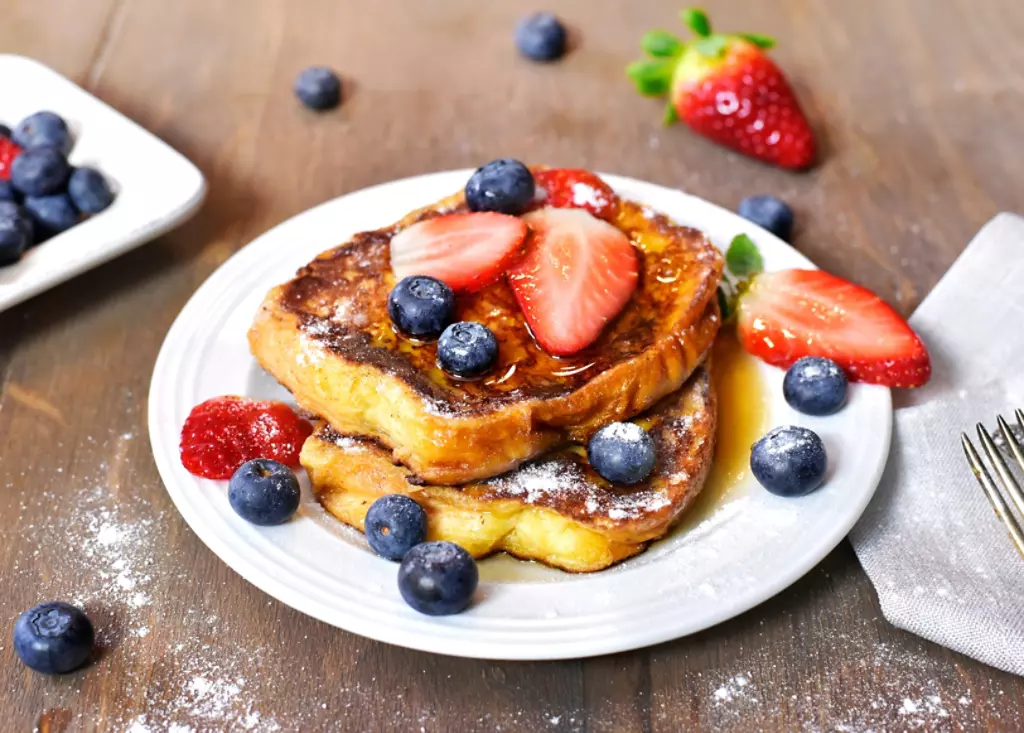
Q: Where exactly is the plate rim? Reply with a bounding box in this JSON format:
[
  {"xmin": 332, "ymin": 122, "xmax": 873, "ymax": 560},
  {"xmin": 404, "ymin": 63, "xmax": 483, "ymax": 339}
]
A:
[{"xmin": 148, "ymin": 169, "xmax": 892, "ymax": 660}]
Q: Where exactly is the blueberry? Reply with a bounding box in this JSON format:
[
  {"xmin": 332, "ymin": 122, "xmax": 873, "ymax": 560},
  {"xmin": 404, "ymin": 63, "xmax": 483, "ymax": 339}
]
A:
[
  {"xmin": 515, "ymin": 12, "xmax": 568, "ymax": 62},
  {"xmin": 437, "ymin": 322, "xmax": 498, "ymax": 378},
  {"xmin": 10, "ymin": 147, "xmax": 70, "ymax": 196},
  {"xmin": 0, "ymin": 181, "xmax": 16, "ymax": 202},
  {"xmin": 388, "ymin": 275, "xmax": 456, "ymax": 340},
  {"xmin": 24, "ymin": 194, "xmax": 78, "ymax": 240},
  {"xmin": 587, "ymin": 422, "xmax": 657, "ymax": 484},
  {"xmin": 365, "ymin": 494, "xmax": 428, "ymax": 561},
  {"xmin": 750, "ymin": 426, "xmax": 827, "ymax": 497},
  {"xmin": 398, "ymin": 541, "xmax": 478, "ymax": 616},
  {"xmin": 0, "ymin": 123, "xmax": 11, "ymax": 138},
  {"xmin": 294, "ymin": 67, "xmax": 342, "ymax": 110},
  {"xmin": 228, "ymin": 458, "xmax": 301, "ymax": 526},
  {"xmin": 465, "ymin": 159, "xmax": 535, "ymax": 215},
  {"xmin": 68, "ymin": 167, "xmax": 115, "ymax": 214},
  {"xmin": 783, "ymin": 357, "xmax": 848, "ymax": 416},
  {"xmin": 13, "ymin": 111, "xmax": 71, "ymax": 155},
  {"xmin": 0, "ymin": 201, "xmax": 33, "ymax": 265},
  {"xmin": 738, "ymin": 195, "xmax": 794, "ymax": 242},
  {"xmin": 13, "ymin": 602, "xmax": 94, "ymax": 675}
]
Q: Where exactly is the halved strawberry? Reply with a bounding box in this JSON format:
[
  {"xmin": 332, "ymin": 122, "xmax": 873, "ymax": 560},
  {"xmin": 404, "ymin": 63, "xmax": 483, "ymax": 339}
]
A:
[
  {"xmin": 736, "ymin": 269, "xmax": 930, "ymax": 387},
  {"xmin": 508, "ymin": 208, "xmax": 638, "ymax": 356},
  {"xmin": 533, "ymin": 168, "xmax": 619, "ymax": 221},
  {"xmin": 390, "ymin": 212, "xmax": 528, "ymax": 293}
]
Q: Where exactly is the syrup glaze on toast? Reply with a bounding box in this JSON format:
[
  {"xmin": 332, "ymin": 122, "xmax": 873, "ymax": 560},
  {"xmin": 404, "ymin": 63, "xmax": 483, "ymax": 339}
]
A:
[
  {"xmin": 280, "ymin": 195, "xmax": 719, "ymax": 409},
  {"xmin": 249, "ymin": 184, "xmax": 723, "ymax": 484}
]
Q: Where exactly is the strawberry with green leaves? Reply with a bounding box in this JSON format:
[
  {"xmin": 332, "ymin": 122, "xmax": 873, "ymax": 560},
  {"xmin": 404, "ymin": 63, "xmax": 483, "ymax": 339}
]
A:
[
  {"xmin": 719, "ymin": 235, "xmax": 930, "ymax": 388},
  {"xmin": 628, "ymin": 8, "xmax": 816, "ymax": 170}
]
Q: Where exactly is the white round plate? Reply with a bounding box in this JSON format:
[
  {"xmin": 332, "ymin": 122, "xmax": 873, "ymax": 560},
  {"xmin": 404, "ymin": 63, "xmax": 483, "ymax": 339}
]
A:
[{"xmin": 149, "ymin": 171, "xmax": 892, "ymax": 660}]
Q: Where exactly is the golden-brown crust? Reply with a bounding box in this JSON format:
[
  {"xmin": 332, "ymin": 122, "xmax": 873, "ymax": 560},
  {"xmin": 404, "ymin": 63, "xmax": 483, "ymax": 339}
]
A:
[
  {"xmin": 303, "ymin": 368, "xmax": 717, "ymax": 573},
  {"xmin": 249, "ymin": 183, "xmax": 723, "ymax": 484}
]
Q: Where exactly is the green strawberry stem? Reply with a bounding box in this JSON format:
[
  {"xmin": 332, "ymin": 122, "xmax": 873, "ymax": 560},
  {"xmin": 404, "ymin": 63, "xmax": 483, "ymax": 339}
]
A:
[{"xmin": 681, "ymin": 8, "xmax": 711, "ymax": 37}]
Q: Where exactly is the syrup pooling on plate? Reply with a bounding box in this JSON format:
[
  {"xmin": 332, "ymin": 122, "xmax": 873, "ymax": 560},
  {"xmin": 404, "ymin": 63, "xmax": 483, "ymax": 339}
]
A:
[{"xmin": 282, "ymin": 197, "xmax": 722, "ymax": 408}]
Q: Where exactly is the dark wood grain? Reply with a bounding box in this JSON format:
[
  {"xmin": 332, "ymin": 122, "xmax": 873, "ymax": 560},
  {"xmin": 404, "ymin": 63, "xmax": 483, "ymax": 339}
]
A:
[{"xmin": 2, "ymin": 0, "xmax": 1023, "ymax": 730}]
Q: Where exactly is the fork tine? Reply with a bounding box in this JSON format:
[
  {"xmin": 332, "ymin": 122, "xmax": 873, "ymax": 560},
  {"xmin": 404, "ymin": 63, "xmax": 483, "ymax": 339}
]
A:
[
  {"xmin": 962, "ymin": 432, "xmax": 1024, "ymax": 559},
  {"xmin": 995, "ymin": 416, "xmax": 1024, "ymax": 517}
]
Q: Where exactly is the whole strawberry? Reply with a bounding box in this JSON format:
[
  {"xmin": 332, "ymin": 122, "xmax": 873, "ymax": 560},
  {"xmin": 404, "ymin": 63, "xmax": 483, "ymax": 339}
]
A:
[{"xmin": 627, "ymin": 8, "xmax": 816, "ymax": 170}]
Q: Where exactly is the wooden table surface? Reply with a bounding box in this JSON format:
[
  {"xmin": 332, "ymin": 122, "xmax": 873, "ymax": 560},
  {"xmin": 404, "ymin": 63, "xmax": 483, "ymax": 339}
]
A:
[{"xmin": 2, "ymin": 0, "xmax": 1022, "ymax": 730}]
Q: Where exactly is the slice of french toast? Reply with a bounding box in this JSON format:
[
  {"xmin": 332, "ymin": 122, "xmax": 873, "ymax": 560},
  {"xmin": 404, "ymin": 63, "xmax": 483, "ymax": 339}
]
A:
[
  {"xmin": 249, "ymin": 179, "xmax": 723, "ymax": 484},
  {"xmin": 302, "ymin": 367, "xmax": 716, "ymax": 573}
]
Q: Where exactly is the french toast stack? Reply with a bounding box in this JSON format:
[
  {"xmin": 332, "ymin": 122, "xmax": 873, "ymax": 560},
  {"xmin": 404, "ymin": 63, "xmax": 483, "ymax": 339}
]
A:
[{"xmin": 248, "ymin": 173, "xmax": 724, "ymax": 571}]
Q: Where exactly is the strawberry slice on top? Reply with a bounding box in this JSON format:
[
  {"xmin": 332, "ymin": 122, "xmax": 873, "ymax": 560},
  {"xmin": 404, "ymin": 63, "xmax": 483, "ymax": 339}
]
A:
[
  {"xmin": 533, "ymin": 168, "xmax": 620, "ymax": 221},
  {"xmin": 735, "ymin": 269, "xmax": 930, "ymax": 388},
  {"xmin": 508, "ymin": 207, "xmax": 639, "ymax": 356},
  {"xmin": 391, "ymin": 211, "xmax": 528, "ymax": 293}
]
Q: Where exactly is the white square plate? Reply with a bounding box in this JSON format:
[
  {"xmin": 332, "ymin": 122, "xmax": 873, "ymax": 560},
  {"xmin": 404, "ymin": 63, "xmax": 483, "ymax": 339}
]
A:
[{"xmin": 0, "ymin": 55, "xmax": 206, "ymax": 313}]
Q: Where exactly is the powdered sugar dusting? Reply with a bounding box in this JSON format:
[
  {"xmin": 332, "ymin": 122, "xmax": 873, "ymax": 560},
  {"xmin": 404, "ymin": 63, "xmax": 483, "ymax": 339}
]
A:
[{"xmin": 570, "ymin": 182, "xmax": 605, "ymax": 209}]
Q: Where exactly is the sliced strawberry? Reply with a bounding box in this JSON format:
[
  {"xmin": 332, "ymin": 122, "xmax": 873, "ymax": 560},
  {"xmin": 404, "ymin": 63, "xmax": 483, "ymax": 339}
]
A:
[
  {"xmin": 0, "ymin": 137, "xmax": 22, "ymax": 181},
  {"xmin": 736, "ymin": 269, "xmax": 930, "ymax": 387},
  {"xmin": 390, "ymin": 212, "xmax": 528, "ymax": 293},
  {"xmin": 532, "ymin": 168, "xmax": 619, "ymax": 221},
  {"xmin": 180, "ymin": 396, "xmax": 313, "ymax": 479},
  {"xmin": 508, "ymin": 208, "xmax": 638, "ymax": 356}
]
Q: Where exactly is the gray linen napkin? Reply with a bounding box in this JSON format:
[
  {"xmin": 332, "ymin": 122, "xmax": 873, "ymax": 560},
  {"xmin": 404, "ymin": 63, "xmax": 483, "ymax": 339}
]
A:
[{"xmin": 850, "ymin": 213, "xmax": 1024, "ymax": 676}]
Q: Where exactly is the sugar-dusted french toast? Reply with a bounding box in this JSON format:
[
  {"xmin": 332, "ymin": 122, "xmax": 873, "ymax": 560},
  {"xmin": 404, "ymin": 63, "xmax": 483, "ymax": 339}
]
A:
[
  {"xmin": 249, "ymin": 179, "xmax": 723, "ymax": 484},
  {"xmin": 302, "ymin": 367, "xmax": 717, "ymax": 572}
]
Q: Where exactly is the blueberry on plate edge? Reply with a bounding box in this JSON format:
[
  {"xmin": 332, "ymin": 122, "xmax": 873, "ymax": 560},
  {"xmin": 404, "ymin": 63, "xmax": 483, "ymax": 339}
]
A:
[
  {"xmin": 515, "ymin": 12, "xmax": 568, "ymax": 62},
  {"xmin": 68, "ymin": 166, "xmax": 115, "ymax": 214},
  {"xmin": 750, "ymin": 425, "xmax": 827, "ymax": 497},
  {"xmin": 365, "ymin": 494, "xmax": 428, "ymax": 561},
  {"xmin": 398, "ymin": 541, "xmax": 478, "ymax": 616},
  {"xmin": 388, "ymin": 275, "xmax": 456, "ymax": 341},
  {"xmin": 437, "ymin": 322, "xmax": 498, "ymax": 378},
  {"xmin": 294, "ymin": 67, "xmax": 342, "ymax": 111},
  {"xmin": 464, "ymin": 159, "xmax": 535, "ymax": 215},
  {"xmin": 783, "ymin": 356, "xmax": 848, "ymax": 416},
  {"xmin": 13, "ymin": 601, "xmax": 95, "ymax": 675},
  {"xmin": 228, "ymin": 458, "xmax": 301, "ymax": 526},
  {"xmin": 737, "ymin": 195, "xmax": 794, "ymax": 242},
  {"xmin": 587, "ymin": 421, "xmax": 657, "ymax": 484}
]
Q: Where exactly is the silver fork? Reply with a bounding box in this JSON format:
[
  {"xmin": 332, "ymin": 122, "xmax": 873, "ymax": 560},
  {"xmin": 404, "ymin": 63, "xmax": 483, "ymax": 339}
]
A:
[{"xmin": 961, "ymin": 409, "xmax": 1024, "ymax": 559}]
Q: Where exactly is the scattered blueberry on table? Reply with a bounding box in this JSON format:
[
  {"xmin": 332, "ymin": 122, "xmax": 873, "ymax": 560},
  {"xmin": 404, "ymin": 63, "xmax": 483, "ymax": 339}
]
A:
[
  {"xmin": 294, "ymin": 66, "xmax": 342, "ymax": 110},
  {"xmin": 437, "ymin": 321, "xmax": 499, "ymax": 378},
  {"xmin": 228, "ymin": 458, "xmax": 301, "ymax": 526},
  {"xmin": 515, "ymin": 12, "xmax": 568, "ymax": 62},
  {"xmin": 588, "ymin": 421, "xmax": 657, "ymax": 484},
  {"xmin": 738, "ymin": 195, "xmax": 794, "ymax": 242},
  {"xmin": 783, "ymin": 356, "xmax": 848, "ymax": 416},
  {"xmin": 464, "ymin": 158, "xmax": 535, "ymax": 215},
  {"xmin": 13, "ymin": 601, "xmax": 95, "ymax": 675},
  {"xmin": 398, "ymin": 541, "xmax": 478, "ymax": 616},
  {"xmin": 365, "ymin": 494, "xmax": 429, "ymax": 561},
  {"xmin": 751, "ymin": 425, "xmax": 827, "ymax": 497},
  {"xmin": 13, "ymin": 110, "xmax": 72, "ymax": 154},
  {"xmin": 388, "ymin": 275, "xmax": 456, "ymax": 341},
  {"xmin": 0, "ymin": 201, "xmax": 33, "ymax": 265}
]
